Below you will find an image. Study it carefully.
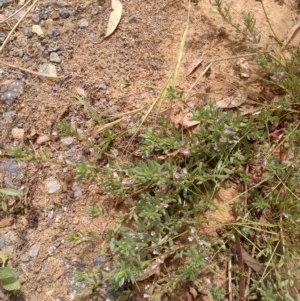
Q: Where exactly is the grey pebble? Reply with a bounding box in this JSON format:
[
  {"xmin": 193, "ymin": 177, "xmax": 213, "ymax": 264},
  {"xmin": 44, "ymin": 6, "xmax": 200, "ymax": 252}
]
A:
[
  {"xmin": 0, "ymin": 237, "xmax": 5, "ymax": 249},
  {"xmin": 59, "ymin": 7, "xmax": 70, "ymax": 19},
  {"xmin": 0, "ymin": 159, "xmax": 22, "ymax": 178},
  {"xmin": 4, "ymin": 245, "xmax": 14, "ymax": 256},
  {"xmin": 0, "ymin": 0, "xmax": 12, "ymax": 9},
  {"xmin": 48, "ymin": 245, "xmax": 56, "ymax": 255},
  {"xmin": 92, "ymin": 256, "xmax": 106, "ymax": 267},
  {"xmin": 41, "ymin": 260, "xmax": 48, "ymax": 273},
  {"xmin": 128, "ymin": 14, "xmax": 138, "ymax": 23},
  {"xmin": 32, "ymin": 13, "xmax": 41, "ymax": 24},
  {"xmin": 20, "ymin": 253, "xmax": 30, "ymax": 262},
  {"xmin": 104, "ymin": 105, "xmax": 119, "ymax": 116},
  {"xmin": 78, "ymin": 18, "xmax": 89, "ymax": 29},
  {"xmin": 95, "ymin": 80, "xmax": 107, "ymax": 90},
  {"xmin": 3, "ymin": 110, "xmax": 16, "ymax": 121},
  {"xmin": 29, "ymin": 243, "xmax": 40, "ymax": 258},
  {"xmin": 49, "ymin": 52, "xmax": 61, "ymax": 63},
  {"xmin": 61, "ymin": 136, "xmax": 73, "ymax": 145},
  {"xmin": 0, "ymin": 79, "xmax": 24, "ymax": 105},
  {"xmin": 48, "ymin": 30, "xmax": 60, "ymax": 38},
  {"xmin": 45, "ymin": 178, "xmax": 61, "ymax": 194},
  {"xmin": 72, "ymin": 182, "xmax": 82, "ymax": 200},
  {"xmin": 0, "ymin": 33, "xmax": 6, "ymax": 44}
]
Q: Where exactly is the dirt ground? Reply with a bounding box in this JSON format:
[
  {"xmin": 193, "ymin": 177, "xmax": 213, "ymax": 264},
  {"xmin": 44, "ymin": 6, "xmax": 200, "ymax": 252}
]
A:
[{"xmin": 0, "ymin": 0, "xmax": 299, "ymax": 300}]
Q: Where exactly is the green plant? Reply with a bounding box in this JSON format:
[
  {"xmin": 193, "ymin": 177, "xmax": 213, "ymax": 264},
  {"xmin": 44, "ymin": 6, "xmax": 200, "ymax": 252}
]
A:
[
  {"xmin": 0, "ymin": 252, "xmax": 20, "ymax": 291},
  {"xmin": 8, "ymin": 2, "xmax": 300, "ymax": 300},
  {"xmin": 0, "ymin": 188, "xmax": 20, "ymax": 212},
  {"xmin": 57, "ymin": 120, "xmax": 79, "ymax": 137}
]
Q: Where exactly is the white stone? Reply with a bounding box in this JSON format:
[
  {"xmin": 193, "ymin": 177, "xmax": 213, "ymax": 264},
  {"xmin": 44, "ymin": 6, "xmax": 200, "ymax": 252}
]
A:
[
  {"xmin": 32, "ymin": 25, "xmax": 44, "ymax": 36},
  {"xmin": 12, "ymin": 128, "xmax": 24, "ymax": 139},
  {"xmin": 45, "ymin": 178, "xmax": 61, "ymax": 194}
]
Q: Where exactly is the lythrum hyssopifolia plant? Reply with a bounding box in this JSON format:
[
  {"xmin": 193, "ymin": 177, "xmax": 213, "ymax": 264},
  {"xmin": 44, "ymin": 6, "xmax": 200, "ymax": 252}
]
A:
[
  {"xmin": 32, "ymin": 2, "xmax": 298, "ymax": 299},
  {"xmin": 90, "ymin": 91, "xmax": 298, "ymax": 299}
]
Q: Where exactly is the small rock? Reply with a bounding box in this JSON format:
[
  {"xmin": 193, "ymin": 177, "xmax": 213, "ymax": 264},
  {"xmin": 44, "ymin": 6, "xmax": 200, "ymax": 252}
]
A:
[
  {"xmin": 29, "ymin": 243, "xmax": 40, "ymax": 258},
  {"xmin": 0, "ymin": 0, "xmax": 12, "ymax": 9},
  {"xmin": 38, "ymin": 63, "xmax": 57, "ymax": 78},
  {"xmin": 0, "ymin": 159, "xmax": 21, "ymax": 178},
  {"xmin": 37, "ymin": 135, "xmax": 50, "ymax": 145},
  {"xmin": 49, "ymin": 52, "xmax": 61, "ymax": 63},
  {"xmin": 32, "ymin": 13, "xmax": 41, "ymax": 24},
  {"xmin": 20, "ymin": 253, "xmax": 30, "ymax": 262},
  {"xmin": 49, "ymin": 45, "xmax": 61, "ymax": 52},
  {"xmin": 61, "ymin": 137, "xmax": 73, "ymax": 145},
  {"xmin": 48, "ymin": 245, "xmax": 56, "ymax": 255},
  {"xmin": 51, "ymin": 11, "xmax": 60, "ymax": 20},
  {"xmin": 4, "ymin": 245, "xmax": 14, "ymax": 256},
  {"xmin": 32, "ymin": 25, "xmax": 44, "ymax": 36},
  {"xmin": 0, "ymin": 79, "xmax": 23, "ymax": 105},
  {"xmin": 0, "ymin": 237, "xmax": 5, "ymax": 248},
  {"xmin": 0, "ymin": 33, "xmax": 6, "ymax": 44},
  {"xmin": 72, "ymin": 182, "xmax": 82, "ymax": 200},
  {"xmin": 45, "ymin": 178, "xmax": 61, "ymax": 194},
  {"xmin": 104, "ymin": 105, "xmax": 118, "ymax": 116},
  {"xmin": 59, "ymin": 8, "xmax": 70, "ymax": 19},
  {"xmin": 48, "ymin": 29, "xmax": 60, "ymax": 38},
  {"xmin": 128, "ymin": 14, "xmax": 138, "ymax": 23},
  {"xmin": 92, "ymin": 256, "xmax": 106, "ymax": 267},
  {"xmin": 95, "ymin": 80, "xmax": 107, "ymax": 90},
  {"xmin": 78, "ymin": 18, "xmax": 88, "ymax": 29},
  {"xmin": 12, "ymin": 128, "xmax": 24, "ymax": 140},
  {"xmin": 72, "ymin": 216, "xmax": 79, "ymax": 225},
  {"xmin": 41, "ymin": 260, "xmax": 48, "ymax": 272},
  {"xmin": 3, "ymin": 110, "xmax": 16, "ymax": 121}
]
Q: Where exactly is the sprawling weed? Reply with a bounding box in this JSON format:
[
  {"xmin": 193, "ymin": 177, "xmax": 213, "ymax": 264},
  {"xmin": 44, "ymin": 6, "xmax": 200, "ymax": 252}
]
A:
[{"xmin": 8, "ymin": 1, "xmax": 300, "ymax": 300}]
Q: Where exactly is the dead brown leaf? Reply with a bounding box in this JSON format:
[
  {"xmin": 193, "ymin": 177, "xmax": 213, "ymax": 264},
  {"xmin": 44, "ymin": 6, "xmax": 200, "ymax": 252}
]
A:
[
  {"xmin": 0, "ymin": 217, "xmax": 13, "ymax": 228},
  {"xmin": 239, "ymin": 105, "xmax": 261, "ymax": 116},
  {"xmin": 136, "ymin": 258, "xmax": 162, "ymax": 281},
  {"xmin": 241, "ymin": 247, "xmax": 263, "ymax": 274},
  {"xmin": 74, "ymin": 86, "xmax": 87, "ymax": 98},
  {"xmin": 186, "ymin": 56, "xmax": 203, "ymax": 77},
  {"xmin": 105, "ymin": 0, "xmax": 123, "ymax": 39},
  {"xmin": 216, "ymin": 98, "xmax": 245, "ymax": 109},
  {"xmin": 171, "ymin": 111, "xmax": 200, "ymax": 128},
  {"xmin": 237, "ymin": 58, "xmax": 251, "ymax": 78}
]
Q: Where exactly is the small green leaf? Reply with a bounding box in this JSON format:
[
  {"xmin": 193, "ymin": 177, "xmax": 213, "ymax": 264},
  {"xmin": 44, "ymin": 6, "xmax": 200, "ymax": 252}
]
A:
[
  {"xmin": 0, "ymin": 188, "xmax": 20, "ymax": 196},
  {"xmin": 0, "ymin": 267, "xmax": 15, "ymax": 279},
  {"xmin": 1, "ymin": 200, "xmax": 8, "ymax": 212},
  {"xmin": 2, "ymin": 277, "xmax": 21, "ymax": 291}
]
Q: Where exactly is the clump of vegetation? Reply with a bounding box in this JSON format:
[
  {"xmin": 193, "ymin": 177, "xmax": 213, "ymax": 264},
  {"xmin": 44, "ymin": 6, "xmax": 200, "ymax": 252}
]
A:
[
  {"xmin": 0, "ymin": 189, "xmax": 21, "ymax": 292},
  {"xmin": 9, "ymin": 1, "xmax": 300, "ymax": 300}
]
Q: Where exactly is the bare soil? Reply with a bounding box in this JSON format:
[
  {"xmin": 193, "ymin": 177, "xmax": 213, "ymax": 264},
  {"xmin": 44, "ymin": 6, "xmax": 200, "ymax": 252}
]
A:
[{"xmin": 0, "ymin": 0, "xmax": 299, "ymax": 300}]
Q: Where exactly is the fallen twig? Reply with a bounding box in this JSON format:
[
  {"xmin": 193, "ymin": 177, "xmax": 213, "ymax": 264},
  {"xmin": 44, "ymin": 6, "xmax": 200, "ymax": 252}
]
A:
[
  {"xmin": 228, "ymin": 258, "xmax": 233, "ymax": 301},
  {"xmin": 0, "ymin": 59, "xmax": 59, "ymax": 79},
  {"xmin": 0, "ymin": 0, "xmax": 32, "ymax": 24},
  {"xmin": 186, "ymin": 53, "xmax": 258, "ymax": 99},
  {"xmin": 282, "ymin": 21, "xmax": 300, "ymax": 49},
  {"xmin": 0, "ymin": 0, "xmax": 39, "ymax": 54}
]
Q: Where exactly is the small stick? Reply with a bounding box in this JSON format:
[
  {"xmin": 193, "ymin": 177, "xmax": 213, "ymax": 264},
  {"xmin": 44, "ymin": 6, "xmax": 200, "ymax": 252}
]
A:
[
  {"xmin": 186, "ymin": 53, "xmax": 258, "ymax": 99},
  {"xmin": 0, "ymin": 59, "xmax": 59, "ymax": 79},
  {"xmin": 0, "ymin": 0, "xmax": 39, "ymax": 54},
  {"xmin": 228, "ymin": 258, "xmax": 233, "ymax": 301},
  {"xmin": 282, "ymin": 22, "xmax": 300, "ymax": 49},
  {"xmin": 235, "ymin": 232, "xmax": 246, "ymax": 301},
  {"xmin": 0, "ymin": 0, "xmax": 32, "ymax": 24},
  {"xmin": 244, "ymin": 246, "xmax": 255, "ymax": 300}
]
